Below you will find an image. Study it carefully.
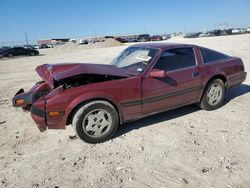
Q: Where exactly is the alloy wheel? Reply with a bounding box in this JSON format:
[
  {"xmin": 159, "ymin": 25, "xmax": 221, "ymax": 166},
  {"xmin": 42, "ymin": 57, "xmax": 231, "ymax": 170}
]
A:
[{"xmin": 82, "ymin": 109, "xmax": 112, "ymax": 138}]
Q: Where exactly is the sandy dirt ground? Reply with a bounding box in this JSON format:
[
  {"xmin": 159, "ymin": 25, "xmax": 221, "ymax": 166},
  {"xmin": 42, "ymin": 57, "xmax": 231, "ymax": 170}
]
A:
[{"xmin": 0, "ymin": 34, "xmax": 250, "ymax": 188}]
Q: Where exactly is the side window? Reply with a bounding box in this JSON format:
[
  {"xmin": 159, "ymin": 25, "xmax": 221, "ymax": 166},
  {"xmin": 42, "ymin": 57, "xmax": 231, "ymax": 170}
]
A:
[
  {"xmin": 201, "ymin": 48, "xmax": 229, "ymax": 63},
  {"xmin": 154, "ymin": 48, "xmax": 196, "ymax": 71}
]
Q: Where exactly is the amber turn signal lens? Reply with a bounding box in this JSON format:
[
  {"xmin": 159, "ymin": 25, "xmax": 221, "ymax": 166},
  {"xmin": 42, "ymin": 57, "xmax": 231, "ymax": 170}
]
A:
[
  {"xmin": 15, "ymin": 99, "xmax": 25, "ymax": 105},
  {"xmin": 48, "ymin": 111, "xmax": 64, "ymax": 117}
]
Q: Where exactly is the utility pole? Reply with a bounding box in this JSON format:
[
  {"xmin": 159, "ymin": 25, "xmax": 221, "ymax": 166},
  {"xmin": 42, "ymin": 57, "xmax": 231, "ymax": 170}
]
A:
[
  {"xmin": 94, "ymin": 29, "xmax": 97, "ymax": 38},
  {"xmin": 25, "ymin": 32, "xmax": 29, "ymax": 45}
]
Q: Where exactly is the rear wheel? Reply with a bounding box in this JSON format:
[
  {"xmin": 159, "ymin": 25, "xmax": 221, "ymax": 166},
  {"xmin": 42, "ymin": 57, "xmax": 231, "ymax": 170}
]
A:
[
  {"xmin": 72, "ymin": 101, "xmax": 119, "ymax": 143},
  {"xmin": 199, "ymin": 79, "xmax": 225, "ymax": 111},
  {"xmin": 30, "ymin": 52, "xmax": 35, "ymax": 56}
]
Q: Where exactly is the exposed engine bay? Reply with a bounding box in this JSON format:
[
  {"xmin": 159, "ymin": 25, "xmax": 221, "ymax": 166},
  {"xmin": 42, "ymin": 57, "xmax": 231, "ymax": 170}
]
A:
[{"xmin": 56, "ymin": 74, "xmax": 125, "ymax": 89}]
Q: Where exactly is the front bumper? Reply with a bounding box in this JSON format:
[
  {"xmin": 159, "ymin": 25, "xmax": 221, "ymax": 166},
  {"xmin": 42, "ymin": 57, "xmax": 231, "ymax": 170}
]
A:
[
  {"xmin": 13, "ymin": 85, "xmax": 68, "ymax": 131},
  {"xmin": 13, "ymin": 88, "xmax": 48, "ymax": 131},
  {"xmin": 12, "ymin": 88, "xmax": 48, "ymax": 108},
  {"xmin": 31, "ymin": 106, "xmax": 47, "ymax": 132}
]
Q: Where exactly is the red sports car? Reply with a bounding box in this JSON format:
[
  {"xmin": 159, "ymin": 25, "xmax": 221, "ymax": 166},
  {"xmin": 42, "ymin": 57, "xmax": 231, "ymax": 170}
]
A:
[{"xmin": 13, "ymin": 43, "xmax": 247, "ymax": 143}]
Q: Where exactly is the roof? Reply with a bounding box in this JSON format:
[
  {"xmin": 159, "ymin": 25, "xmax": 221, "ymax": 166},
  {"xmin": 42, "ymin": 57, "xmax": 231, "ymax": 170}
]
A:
[{"xmin": 132, "ymin": 42, "xmax": 196, "ymax": 51}]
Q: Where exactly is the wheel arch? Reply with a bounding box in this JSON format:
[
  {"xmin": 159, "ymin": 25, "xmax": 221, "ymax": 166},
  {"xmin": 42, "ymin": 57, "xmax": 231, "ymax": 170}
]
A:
[
  {"xmin": 66, "ymin": 98, "xmax": 123, "ymax": 126},
  {"xmin": 199, "ymin": 74, "xmax": 228, "ymax": 101}
]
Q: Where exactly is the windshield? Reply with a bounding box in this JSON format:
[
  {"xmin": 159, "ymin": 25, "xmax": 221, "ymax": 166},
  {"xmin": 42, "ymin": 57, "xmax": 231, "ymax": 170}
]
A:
[{"xmin": 111, "ymin": 46, "xmax": 159, "ymax": 75}]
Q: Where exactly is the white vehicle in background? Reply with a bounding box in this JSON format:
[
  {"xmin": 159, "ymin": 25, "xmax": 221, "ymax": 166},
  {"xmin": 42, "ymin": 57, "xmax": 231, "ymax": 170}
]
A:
[
  {"xmin": 47, "ymin": 44, "xmax": 54, "ymax": 48},
  {"xmin": 198, "ymin": 32, "xmax": 211, "ymax": 38},
  {"xmin": 240, "ymin": 28, "xmax": 246, "ymax": 33},
  {"xmin": 69, "ymin": 39, "xmax": 77, "ymax": 43},
  {"xmin": 247, "ymin": 25, "xmax": 250, "ymax": 33},
  {"xmin": 78, "ymin": 39, "xmax": 88, "ymax": 45},
  {"xmin": 232, "ymin": 28, "xmax": 247, "ymax": 34},
  {"xmin": 33, "ymin": 45, "xmax": 40, "ymax": 49},
  {"xmin": 162, "ymin": 34, "xmax": 171, "ymax": 40},
  {"xmin": 232, "ymin": 28, "xmax": 240, "ymax": 34}
]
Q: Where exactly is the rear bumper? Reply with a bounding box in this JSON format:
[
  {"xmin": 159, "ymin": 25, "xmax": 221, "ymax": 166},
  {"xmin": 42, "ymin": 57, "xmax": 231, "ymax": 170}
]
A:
[{"xmin": 228, "ymin": 71, "xmax": 247, "ymax": 88}]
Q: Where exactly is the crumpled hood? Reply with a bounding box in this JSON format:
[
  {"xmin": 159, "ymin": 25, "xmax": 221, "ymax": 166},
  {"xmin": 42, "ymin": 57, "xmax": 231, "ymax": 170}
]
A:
[{"xmin": 36, "ymin": 63, "xmax": 130, "ymax": 88}]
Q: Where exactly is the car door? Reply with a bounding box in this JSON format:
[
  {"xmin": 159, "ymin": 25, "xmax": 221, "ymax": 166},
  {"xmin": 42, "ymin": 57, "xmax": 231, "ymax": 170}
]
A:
[
  {"xmin": 13, "ymin": 47, "xmax": 23, "ymax": 55},
  {"xmin": 142, "ymin": 47, "xmax": 202, "ymax": 114},
  {"xmin": 19, "ymin": 47, "xmax": 27, "ymax": 55},
  {"xmin": 11, "ymin": 47, "xmax": 18, "ymax": 55}
]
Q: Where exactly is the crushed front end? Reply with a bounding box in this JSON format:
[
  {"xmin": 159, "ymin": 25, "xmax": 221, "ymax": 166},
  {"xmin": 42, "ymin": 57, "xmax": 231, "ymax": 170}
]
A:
[{"xmin": 12, "ymin": 81, "xmax": 51, "ymax": 131}]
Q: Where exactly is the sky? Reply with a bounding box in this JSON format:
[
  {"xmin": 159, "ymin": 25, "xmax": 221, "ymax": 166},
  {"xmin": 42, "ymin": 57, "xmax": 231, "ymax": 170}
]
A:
[{"xmin": 0, "ymin": 0, "xmax": 250, "ymax": 45}]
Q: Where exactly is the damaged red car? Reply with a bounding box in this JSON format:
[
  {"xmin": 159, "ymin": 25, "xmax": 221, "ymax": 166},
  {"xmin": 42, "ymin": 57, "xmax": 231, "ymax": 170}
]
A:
[{"xmin": 13, "ymin": 43, "xmax": 247, "ymax": 143}]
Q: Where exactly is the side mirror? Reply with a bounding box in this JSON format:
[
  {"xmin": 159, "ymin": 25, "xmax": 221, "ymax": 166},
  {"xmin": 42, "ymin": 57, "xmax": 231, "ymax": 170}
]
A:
[{"xmin": 149, "ymin": 69, "xmax": 167, "ymax": 78}]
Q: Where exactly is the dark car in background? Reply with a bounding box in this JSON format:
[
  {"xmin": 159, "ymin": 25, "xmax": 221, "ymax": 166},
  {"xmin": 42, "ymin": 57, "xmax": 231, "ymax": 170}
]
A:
[
  {"xmin": 184, "ymin": 32, "xmax": 202, "ymax": 38},
  {"xmin": 2, "ymin": 46, "xmax": 39, "ymax": 57},
  {"xmin": 150, "ymin": 35, "xmax": 163, "ymax": 41},
  {"xmin": 0, "ymin": 47, "xmax": 11, "ymax": 58},
  {"xmin": 210, "ymin": 30, "xmax": 226, "ymax": 36},
  {"xmin": 138, "ymin": 34, "xmax": 150, "ymax": 42},
  {"xmin": 115, "ymin": 38, "xmax": 128, "ymax": 43}
]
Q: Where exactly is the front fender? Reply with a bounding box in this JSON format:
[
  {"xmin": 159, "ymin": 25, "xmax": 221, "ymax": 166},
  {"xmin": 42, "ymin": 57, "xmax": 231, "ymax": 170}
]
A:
[{"xmin": 65, "ymin": 91, "xmax": 123, "ymax": 125}]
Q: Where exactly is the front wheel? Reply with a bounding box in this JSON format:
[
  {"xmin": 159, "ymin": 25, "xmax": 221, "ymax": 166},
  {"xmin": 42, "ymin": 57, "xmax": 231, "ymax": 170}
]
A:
[
  {"xmin": 72, "ymin": 101, "xmax": 119, "ymax": 143},
  {"xmin": 199, "ymin": 79, "xmax": 225, "ymax": 111}
]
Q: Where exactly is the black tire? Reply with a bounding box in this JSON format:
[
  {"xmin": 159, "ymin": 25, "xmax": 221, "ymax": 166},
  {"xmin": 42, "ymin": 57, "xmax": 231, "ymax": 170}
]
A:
[
  {"xmin": 8, "ymin": 53, "xmax": 14, "ymax": 58},
  {"xmin": 30, "ymin": 52, "xmax": 35, "ymax": 56},
  {"xmin": 199, "ymin": 79, "xmax": 225, "ymax": 111},
  {"xmin": 72, "ymin": 101, "xmax": 119, "ymax": 143}
]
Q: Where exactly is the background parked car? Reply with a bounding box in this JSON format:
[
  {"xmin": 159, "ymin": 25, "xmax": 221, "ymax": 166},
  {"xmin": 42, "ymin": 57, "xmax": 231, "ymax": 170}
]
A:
[
  {"xmin": 209, "ymin": 30, "xmax": 226, "ymax": 36},
  {"xmin": 2, "ymin": 46, "xmax": 39, "ymax": 57},
  {"xmin": 198, "ymin": 32, "xmax": 212, "ymax": 37},
  {"xmin": 0, "ymin": 48, "xmax": 3, "ymax": 58},
  {"xmin": 150, "ymin": 35, "xmax": 163, "ymax": 41},
  {"xmin": 232, "ymin": 28, "xmax": 241, "ymax": 34},
  {"xmin": 23, "ymin": 45, "xmax": 35, "ymax": 49},
  {"xmin": 247, "ymin": 25, "xmax": 250, "ymax": 33},
  {"xmin": 33, "ymin": 45, "xmax": 40, "ymax": 49},
  {"xmin": 78, "ymin": 39, "xmax": 89, "ymax": 45},
  {"xmin": 115, "ymin": 38, "xmax": 128, "ymax": 43},
  {"xmin": 40, "ymin": 44, "xmax": 50, "ymax": 49},
  {"xmin": 47, "ymin": 44, "xmax": 54, "ymax": 48},
  {"xmin": 125, "ymin": 38, "xmax": 139, "ymax": 42},
  {"xmin": 162, "ymin": 34, "xmax": 171, "ymax": 40},
  {"xmin": 0, "ymin": 47, "xmax": 11, "ymax": 57},
  {"xmin": 184, "ymin": 32, "xmax": 201, "ymax": 38},
  {"xmin": 137, "ymin": 34, "xmax": 150, "ymax": 42}
]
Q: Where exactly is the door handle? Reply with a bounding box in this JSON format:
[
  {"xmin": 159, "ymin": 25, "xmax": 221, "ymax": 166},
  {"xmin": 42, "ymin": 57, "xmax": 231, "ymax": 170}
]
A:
[{"xmin": 192, "ymin": 72, "xmax": 200, "ymax": 77}]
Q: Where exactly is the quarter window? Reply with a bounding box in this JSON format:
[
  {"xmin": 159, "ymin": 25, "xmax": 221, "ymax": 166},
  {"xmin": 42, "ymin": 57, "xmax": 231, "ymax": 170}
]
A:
[
  {"xmin": 201, "ymin": 48, "xmax": 229, "ymax": 63},
  {"xmin": 154, "ymin": 48, "xmax": 196, "ymax": 71}
]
